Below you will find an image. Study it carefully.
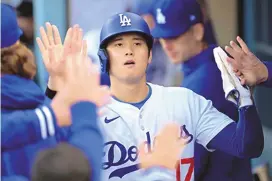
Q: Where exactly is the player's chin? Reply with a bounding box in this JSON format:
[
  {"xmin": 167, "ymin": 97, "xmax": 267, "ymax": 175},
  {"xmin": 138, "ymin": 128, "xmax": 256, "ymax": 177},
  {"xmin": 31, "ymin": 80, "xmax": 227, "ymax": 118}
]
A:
[
  {"xmin": 168, "ymin": 54, "xmax": 182, "ymax": 64},
  {"xmin": 123, "ymin": 74, "xmax": 143, "ymax": 84}
]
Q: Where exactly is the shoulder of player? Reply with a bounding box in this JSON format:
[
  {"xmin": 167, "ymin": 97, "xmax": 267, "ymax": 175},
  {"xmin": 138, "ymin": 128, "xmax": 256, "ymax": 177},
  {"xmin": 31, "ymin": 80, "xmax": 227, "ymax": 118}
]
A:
[{"xmin": 148, "ymin": 83, "xmax": 197, "ymax": 99}]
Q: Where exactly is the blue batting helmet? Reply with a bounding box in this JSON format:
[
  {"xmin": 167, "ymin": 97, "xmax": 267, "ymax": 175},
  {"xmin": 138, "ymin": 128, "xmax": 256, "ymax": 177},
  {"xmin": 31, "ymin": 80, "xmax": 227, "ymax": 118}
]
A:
[{"xmin": 98, "ymin": 12, "xmax": 154, "ymax": 73}]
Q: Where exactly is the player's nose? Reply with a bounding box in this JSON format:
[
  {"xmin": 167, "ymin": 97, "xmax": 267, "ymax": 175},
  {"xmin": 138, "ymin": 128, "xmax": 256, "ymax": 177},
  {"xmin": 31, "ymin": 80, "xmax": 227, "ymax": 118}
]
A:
[{"xmin": 125, "ymin": 44, "xmax": 134, "ymax": 56}]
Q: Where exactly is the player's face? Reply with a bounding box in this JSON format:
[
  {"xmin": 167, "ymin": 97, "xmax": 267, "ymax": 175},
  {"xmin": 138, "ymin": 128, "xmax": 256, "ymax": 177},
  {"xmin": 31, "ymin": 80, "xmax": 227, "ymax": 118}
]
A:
[
  {"xmin": 159, "ymin": 27, "xmax": 198, "ymax": 64},
  {"xmin": 106, "ymin": 33, "xmax": 151, "ymax": 83}
]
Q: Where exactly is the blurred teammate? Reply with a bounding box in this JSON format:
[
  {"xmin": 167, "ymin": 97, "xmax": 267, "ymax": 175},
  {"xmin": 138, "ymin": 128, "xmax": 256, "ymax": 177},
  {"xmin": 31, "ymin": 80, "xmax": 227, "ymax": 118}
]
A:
[
  {"xmin": 148, "ymin": 0, "xmax": 260, "ymax": 180},
  {"xmin": 130, "ymin": 0, "xmax": 178, "ymax": 86},
  {"xmin": 45, "ymin": 12, "xmax": 264, "ymax": 181},
  {"xmin": 1, "ymin": 3, "xmax": 110, "ymax": 181}
]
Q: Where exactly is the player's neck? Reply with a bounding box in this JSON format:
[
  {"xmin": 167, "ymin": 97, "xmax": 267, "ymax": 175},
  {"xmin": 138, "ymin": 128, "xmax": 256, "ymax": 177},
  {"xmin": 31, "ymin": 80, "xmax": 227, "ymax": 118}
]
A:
[
  {"xmin": 110, "ymin": 77, "xmax": 149, "ymax": 103},
  {"xmin": 195, "ymin": 41, "xmax": 208, "ymax": 56}
]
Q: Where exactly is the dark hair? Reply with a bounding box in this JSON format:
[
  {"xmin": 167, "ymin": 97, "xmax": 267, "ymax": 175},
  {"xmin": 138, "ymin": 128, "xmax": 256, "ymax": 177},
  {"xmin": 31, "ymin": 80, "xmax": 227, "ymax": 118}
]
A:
[
  {"xmin": 31, "ymin": 143, "xmax": 91, "ymax": 181},
  {"xmin": 16, "ymin": 1, "xmax": 33, "ymax": 17},
  {"xmin": 103, "ymin": 31, "xmax": 153, "ymax": 52}
]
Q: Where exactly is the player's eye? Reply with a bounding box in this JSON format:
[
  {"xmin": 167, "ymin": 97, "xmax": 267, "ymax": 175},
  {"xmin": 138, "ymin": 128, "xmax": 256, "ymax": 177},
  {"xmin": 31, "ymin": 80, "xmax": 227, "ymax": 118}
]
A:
[
  {"xmin": 114, "ymin": 43, "xmax": 123, "ymax": 47},
  {"xmin": 134, "ymin": 42, "xmax": 142, "ymax": 46}
]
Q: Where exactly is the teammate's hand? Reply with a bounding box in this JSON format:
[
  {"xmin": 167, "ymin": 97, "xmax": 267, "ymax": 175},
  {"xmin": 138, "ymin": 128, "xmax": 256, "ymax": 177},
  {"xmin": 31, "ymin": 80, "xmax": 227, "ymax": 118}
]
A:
[
  {"xmin": 138, "ymin": 123, "xmax": 186, "ymax": 170},
  {"xmin": 61, "ymin": 52, "xmax": 110, "ymax": 107},
  {"xmin": 225, "ymin": 36, "xmax": 268, "ymax": 86},
  {"xmin": 36, "ymin": 23, "xmax": 85, "ymax": 90},
  {"xmin": 51, "ymin": 51, "xmax": 110, "ymax": 126}
]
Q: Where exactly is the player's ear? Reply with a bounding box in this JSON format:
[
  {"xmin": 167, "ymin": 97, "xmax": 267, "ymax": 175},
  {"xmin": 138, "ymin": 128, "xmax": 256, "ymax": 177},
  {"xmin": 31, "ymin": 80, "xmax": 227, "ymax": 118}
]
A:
[
  {"xmin": 192, "ymin": 23, "xmax": 204, "ymax": 42},
  {"xmin": 148, "ymin": 50, "xmax": 152, "ymax": 64}
]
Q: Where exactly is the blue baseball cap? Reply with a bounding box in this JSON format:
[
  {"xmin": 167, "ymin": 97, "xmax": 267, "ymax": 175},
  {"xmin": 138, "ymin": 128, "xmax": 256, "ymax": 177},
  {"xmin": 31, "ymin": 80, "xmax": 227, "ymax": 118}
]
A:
[
  {"xmin": 1, "ymin": 3, "xmax": 23, "ymax": 48},
  {"xmin": 150, "ymin": 0, "xmax": 203, "ymax": 38},
  {"xmin": 130, "ymin": 0, "xmax": 154, "ymax": 15}
]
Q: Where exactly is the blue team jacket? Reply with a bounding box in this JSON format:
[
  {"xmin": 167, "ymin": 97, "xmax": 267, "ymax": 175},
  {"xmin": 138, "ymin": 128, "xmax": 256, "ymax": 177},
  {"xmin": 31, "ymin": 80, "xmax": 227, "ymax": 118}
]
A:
[
  {"xmin": 182, "ymin": 45, "xmax": 252, "ymax": 181},
  {"xmin": 1, "ymin": 75, "xmax": 103, "ymax": 181}
]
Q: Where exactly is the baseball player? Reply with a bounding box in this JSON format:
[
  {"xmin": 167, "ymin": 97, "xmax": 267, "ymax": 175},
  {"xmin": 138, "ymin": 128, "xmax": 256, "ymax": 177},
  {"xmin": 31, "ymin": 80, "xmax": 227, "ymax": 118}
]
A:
[
  {"xmin": 44, "ymin": 12, "xmax": 264, "ymax": 181},
  {"xmin": 147, "ymin": 0, "xmax": 254, "ymax": 180},
  {"xmin": 225, "ymin": 36, "xmax": 272, "ymax": 87}
]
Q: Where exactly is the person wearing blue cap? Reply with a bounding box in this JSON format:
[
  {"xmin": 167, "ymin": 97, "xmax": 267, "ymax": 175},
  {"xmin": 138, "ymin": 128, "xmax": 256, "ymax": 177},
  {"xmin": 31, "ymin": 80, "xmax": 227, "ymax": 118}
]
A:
[
  {"xmin": 129, "ymin": 0, "xmax": 179, "ymax": 86},
  {"xmin": 131, "ymin": 0, "xmax": 217, "ymax": 45},
  {"xmin": 150, "ymin": 0, "xmax": 259, "ymax": 180},
  {"xmin": 1, "ymin": 3, "xmax": 110, "ymax": 181}
]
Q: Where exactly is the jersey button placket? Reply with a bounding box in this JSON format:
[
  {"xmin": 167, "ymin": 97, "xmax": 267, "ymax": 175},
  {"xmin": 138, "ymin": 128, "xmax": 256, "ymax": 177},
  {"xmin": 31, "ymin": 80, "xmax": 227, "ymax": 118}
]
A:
[{"xmin": 139, "ymin": 111, "xmax": 145, "ymax": 131}]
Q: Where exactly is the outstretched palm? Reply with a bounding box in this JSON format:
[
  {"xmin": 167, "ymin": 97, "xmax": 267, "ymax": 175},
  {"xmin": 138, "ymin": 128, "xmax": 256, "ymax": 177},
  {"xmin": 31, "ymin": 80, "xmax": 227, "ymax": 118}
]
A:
[
  {"xmin": 36, "ymin": 22, "xmax": 86, "ymax": 89},
  {"xmin": 225, "ymin": 36, "xmax": 268, "ymax": 86},
  {"xmin": 138, "ymin": 123, "xmax": 186, "ymax": 170}
]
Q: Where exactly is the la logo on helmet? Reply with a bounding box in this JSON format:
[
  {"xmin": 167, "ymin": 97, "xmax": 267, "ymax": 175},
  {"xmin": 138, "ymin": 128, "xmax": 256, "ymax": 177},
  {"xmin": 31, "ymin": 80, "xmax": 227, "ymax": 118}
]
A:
[{"xmin": 119, "ymin": 14, "xmax": 131, "ymax": 26}]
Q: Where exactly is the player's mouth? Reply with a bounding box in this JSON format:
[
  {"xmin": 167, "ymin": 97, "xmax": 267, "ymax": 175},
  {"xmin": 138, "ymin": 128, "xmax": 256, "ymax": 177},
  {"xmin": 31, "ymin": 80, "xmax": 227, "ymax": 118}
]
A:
[{"xmin": 124, "ymin": 60, "xmax": 136, "ymax": 67}]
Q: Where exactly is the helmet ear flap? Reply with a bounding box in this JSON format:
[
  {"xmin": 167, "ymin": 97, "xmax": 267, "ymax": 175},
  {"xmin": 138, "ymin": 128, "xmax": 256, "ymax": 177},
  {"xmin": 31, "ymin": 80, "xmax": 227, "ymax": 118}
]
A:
[{"xmin": 98, "ymin": 49, "xmax": 109, "ymax": 73}]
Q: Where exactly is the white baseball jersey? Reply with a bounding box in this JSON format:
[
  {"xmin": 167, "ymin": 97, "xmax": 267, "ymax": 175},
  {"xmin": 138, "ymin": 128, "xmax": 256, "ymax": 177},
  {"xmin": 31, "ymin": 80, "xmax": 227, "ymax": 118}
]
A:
[{"xmin": 98, "ymin": 83, "xmax": 233, "ymax": 181}]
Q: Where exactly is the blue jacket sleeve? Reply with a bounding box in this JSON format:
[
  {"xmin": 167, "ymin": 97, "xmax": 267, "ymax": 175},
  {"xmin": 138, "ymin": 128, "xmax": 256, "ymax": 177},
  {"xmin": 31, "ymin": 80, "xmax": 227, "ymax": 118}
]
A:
[
  {"xmin": 208, "ymin": 106, "xmax": 264, "ymax": 158},
  {"xmin": 1, "ymin": 105, "xmax": 58, "ymax": 151},
  {"xmin": 261, "ymin": 61, "xmax": 272, "ymax": 87},
  {"xmin": 67, "ymin": 101, "xmax": 103, "ymax": 181}
]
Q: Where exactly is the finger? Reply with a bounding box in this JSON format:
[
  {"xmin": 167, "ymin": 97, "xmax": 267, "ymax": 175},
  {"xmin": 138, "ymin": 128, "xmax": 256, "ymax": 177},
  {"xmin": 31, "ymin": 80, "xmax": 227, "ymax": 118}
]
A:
[
  {"xmin": 36, "ymin": 37, "xmax": 49, "ymax": 64},
  {"xmin": 63, "ymin": 28, "xmax": 72, "ymax": 47},
  {"xmin": 75, "ymin": 29, "xmax": 83, "ymax": 53},
  {"xmin": 70, "ymin": 27, "xmax": 79, "ymax": 53},
  {"xmin": 230, "ymin": 40, "xmax": 242, "ymax": 53},
  {"xmin": 235, "ymin": 71, "xmax": 242, "ymax": 77},
  {"xmin": 226, "ymin": 56, "xmax": 240, "ymax": 70},
  {"xmin": 71, "ymin": 25, "xmax": 79, "ymax": 42},
  {"xmin": 138, "ymin": 142, "xmax": 148, "ymax": 157},
  {"xmin": 82, "ymin": 40, "xmax": 88, "ymax": 57},
  {"xmin": 239, "ymin": 74, "xmax": 244, "ymax": 79},
  {"xmin": 237, "ymin": 36, "xmax": 251, "ymax": 54},
  {"xmin": 225, "ymin": 46, "xmax": 239, "ymax": 59},
  {"xmin": 240, "ymin": 78, "xmax": 246, "ymax": 85},
  {"xmin": 78, "ymin": 28, "xmax": 83, "ymax": 42},
  {"xmin": 52, "ymin": 25, "xmax": 62, "ymax": 45},
  {"xmin": 73, "ymin": 24, "xmax": 79, "ymax": 29},
  {"xmin": 36, "ymin": 37, "xmax": 46, "ymax": 54},
  {"xmin": 233, "ymin": 68, "xmax": 239, "ymax": 73},
  {"xmin": 46, "ymin": 22, "xmax": 55, "ymax": 45},
  {"xmin": 137, "ymin": 142, "xmax": 150, "ymax": 169},
  {"xmin": 40, "ymin": 27, "xmax": 50, "ymax": 48},
  {"xmin": 178, "ymin": 138, "xmax": 187, "ymax": 146},
  {"xmin": 62, "ymin": 28, "xmax": 73, "ymax": 57}
]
